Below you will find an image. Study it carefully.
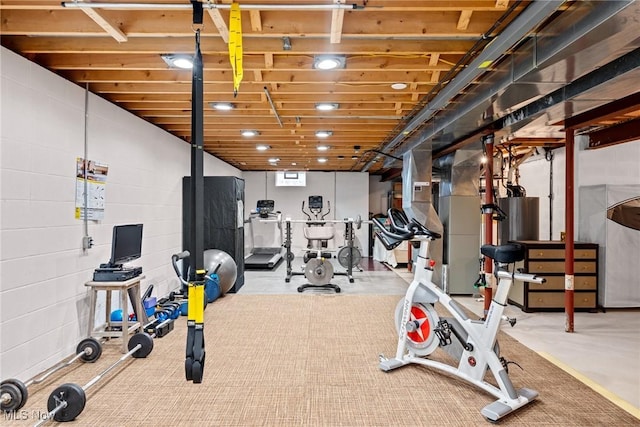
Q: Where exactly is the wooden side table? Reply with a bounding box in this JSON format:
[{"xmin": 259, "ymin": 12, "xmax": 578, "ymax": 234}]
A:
[{"xmin": 85, "ymin": 275, "xmax": 148, "ymax": 353}]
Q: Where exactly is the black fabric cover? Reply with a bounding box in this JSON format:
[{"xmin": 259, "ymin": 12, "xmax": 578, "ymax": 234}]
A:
[{"xmin": 183, "ymin": 176, "xmax": 245, "ymax": 292}]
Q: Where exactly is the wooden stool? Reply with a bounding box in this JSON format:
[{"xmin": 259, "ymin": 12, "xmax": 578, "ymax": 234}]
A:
[{"xmin": 85, "ymin": 275, "xmax": 147, "ymax": 353}]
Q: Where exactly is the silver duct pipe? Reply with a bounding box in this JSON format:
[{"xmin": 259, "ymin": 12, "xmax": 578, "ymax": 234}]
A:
[
  {"xmin": 437, "ymin": 149, "xmax": 483, "ymax": 197},
  {"xmin": 402, "ymin": 149, "xmax": 444, "ymax": 286},
  {"xmin": 362, "ymin": 0, "xmax": 564, "ymax": 172},
  {"xmin": 435, "ymin": 149, "xmax": 483, "ymax": 294},
  {"xmin": 379, "ymin": 0, "xmax": 638, "ymax": 168}
]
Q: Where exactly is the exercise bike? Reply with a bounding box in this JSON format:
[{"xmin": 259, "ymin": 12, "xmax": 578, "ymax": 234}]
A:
[{"xmin": 373, "ymin": 208, "xmax": 545, "ymax": 422}]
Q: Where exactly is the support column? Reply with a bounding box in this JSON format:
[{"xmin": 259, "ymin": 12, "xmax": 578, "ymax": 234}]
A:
[
  {"xmin": 564, "ymin": 129, "xmax": 575, "ymax": 332},
  {"xmin": 483, "ymin": 135, "xmax": 494, "ymax": 317}
]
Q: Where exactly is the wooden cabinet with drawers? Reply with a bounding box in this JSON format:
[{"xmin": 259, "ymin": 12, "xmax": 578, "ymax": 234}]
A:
[{"xmin": 508, "ymin": 240, "xmax": 599, "ymax": 312}]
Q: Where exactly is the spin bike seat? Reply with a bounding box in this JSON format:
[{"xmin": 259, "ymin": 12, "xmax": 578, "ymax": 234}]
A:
[{"xmin": 481, "ymin": 243, "xmax": 525, "ymax": 264}]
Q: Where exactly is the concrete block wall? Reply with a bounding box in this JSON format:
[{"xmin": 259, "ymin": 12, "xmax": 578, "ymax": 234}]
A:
[{"xmin": 0, "ymin": 47, "xmax": 240, "ymax": 381}]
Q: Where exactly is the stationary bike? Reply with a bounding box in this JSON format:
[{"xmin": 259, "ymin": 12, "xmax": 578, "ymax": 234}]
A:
[{"xmin": 373, "ymin": 208, "xmax": 545, "ymax": 422}]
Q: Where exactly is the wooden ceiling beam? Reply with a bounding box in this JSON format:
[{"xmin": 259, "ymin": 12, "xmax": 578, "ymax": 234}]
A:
[
  {"xmin": 80, "ymin": 7, "xmax": 127, "ymax": 42},
  {"xmin": 330, "ymin": 0, "xmax": 345, "ymax": 44},
  {"xmin": 249, "ymin": 10, "xmax": 263, "ymax": 32},
  {"xmin": 207, "ymin": 7, "xmax": 230, "ymax": 43},
  {"xmin": 457, "ymin": 10, "xmax": 473, "ymax": 31},
  {"xmin": 113, "ymin": 93, "xmax": 419, "ymax": 104},
  {"xmin": 150, "ymin": 116, "xmax": 399, "ymax": 125},
  {"xmin": 136, "ymin": 107, "xmax": 407, "ymax": 116},
  {"xmin": 39, "ymin": 53, "xmax": 457, "ymax": 72},
  {"xmin": 62, "ymin": 68, "xmax": 449, "ymax": 83},
  {"xmin": 89, "ymin": 81, "xmax": 437, "ymax": 94},
  {"xmin": 2, "ymin": 35, "xmax": 475, "ymax": 54},
  {"xmin": 0, "ymin": 1, "xmax": 523, "ymax": 13},
  {"xmin": 1, "ymin": 9, "xmax": 504, "ymax": 38}
]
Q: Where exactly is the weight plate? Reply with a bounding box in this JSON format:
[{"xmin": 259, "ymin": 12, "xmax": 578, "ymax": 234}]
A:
[
  {"xmin": 304, "ymin": 258, "xmax": 333, "ymax": 285},
  {"xmin": 393, "ymin": 300, "xmax": 440, "ymax": 356},
  {"xmin": 2, "ymin": 378, "xmax": 28, "ymax": 411},
  {"xmin": 47, "ymin": 383, "xmax": 86, "ymax": 422},
  {"xmin": 337, "ymin": 247, "xmax": 362, "ymax": 268},
  {"xmin": 77, "ymin": 338, "xmax": 102, "ymax": 363},
  {"xmin": 128, "ymin": 333, "xmax": 154, "ymax": 358},
  {"xmin": 1, "ymin": 382, "xmax": 24, "ymax": 413},
  {"xmin": 355, "ymin": 214, "xmax": 362, "ymax": 229},
  {"xmin": 286, "ymin": 252, "xmax": 294, "ymax": 262},
  {"xmin": 191, "ymin": 361, "xmax": 203, "ymax": 384}
]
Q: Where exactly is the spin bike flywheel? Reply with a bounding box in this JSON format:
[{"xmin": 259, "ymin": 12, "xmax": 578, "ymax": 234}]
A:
[{"xmin": 394, "ymin": 299, "xmax": 440, "ymax": 356}]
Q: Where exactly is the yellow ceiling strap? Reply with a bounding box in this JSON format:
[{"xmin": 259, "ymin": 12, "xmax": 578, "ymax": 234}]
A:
[{"xmin": 228, "ymin": 2, "xmax": 243, "ymax": 97}]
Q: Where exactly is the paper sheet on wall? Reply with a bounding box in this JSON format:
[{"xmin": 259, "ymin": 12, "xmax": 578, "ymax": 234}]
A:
[{"xmin": 75, "ymin": 157, "xmax": 108, "ymax": 220}]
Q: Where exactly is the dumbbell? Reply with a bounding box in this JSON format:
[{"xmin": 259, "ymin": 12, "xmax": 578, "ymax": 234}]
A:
[
  {"xmin": 36, "ymin": 332, "xmax": 155, "ymax": 425},
  {"xmin": 1, "ymin": 338, "xmax": 102, "ymax": 413}
]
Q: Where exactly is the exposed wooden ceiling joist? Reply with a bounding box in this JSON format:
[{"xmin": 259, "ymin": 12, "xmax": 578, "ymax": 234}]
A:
[{"xmin": 3, "ymin": 1, "xmax": 631, "ymax": 173}]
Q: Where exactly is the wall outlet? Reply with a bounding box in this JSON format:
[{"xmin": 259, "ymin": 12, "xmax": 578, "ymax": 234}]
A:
[{"xmin": 82, "ymin": 236, "xmax": 93, "ymax": 250}]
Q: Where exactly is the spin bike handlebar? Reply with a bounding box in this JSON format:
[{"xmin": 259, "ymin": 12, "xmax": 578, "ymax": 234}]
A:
[
  {"xmin": 386, "ymin": 208, "xmax": 441, "ymax": 240},
  {"xmin": 372, "ymin": 209, "xmax": 441, "ymax": 250},
  {"xmin": 372, "ymin": 216, "xmax": 412, "ymax": 242}
]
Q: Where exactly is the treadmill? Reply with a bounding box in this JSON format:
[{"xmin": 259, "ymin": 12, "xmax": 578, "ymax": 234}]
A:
[{"xmin": 245, "ymin": 200, "xmax": 284, "ymax": 269}]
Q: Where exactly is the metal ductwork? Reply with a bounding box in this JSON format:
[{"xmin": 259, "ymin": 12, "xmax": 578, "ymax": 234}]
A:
[
  {"xmin": 437, "ymin": 149, "xmax": 483, "ymax": 197},
  {"xmin": 435, "ymin": 149, "xmax": 483, "ymax": 294},
  {"xmin": 362, "ymin": 0, "xmax": 564, "ymax": 171},
  {"xmin": 402, "ymin": 149, "xmax": 444, "ymax": 286},
  {"xmin": 373, "ymin": 0, "xmax": 639, "ymax": 167}
]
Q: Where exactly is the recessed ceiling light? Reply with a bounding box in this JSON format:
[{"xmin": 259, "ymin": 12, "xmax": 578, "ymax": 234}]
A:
[
  {"xmin": 241, "ymin": 130, "xmax": 260, "ymax": 137},
  {"xmin": 337, "ymin": 156, "xmax": 344, "ymax": 160},
  {"xmin": 315, "ymin": 130, "xmax": 333, "ymax": 138},
  {"xmin": 313, "ymin": 55, "xmax": 346, "ymax": 70},
  {"xmin": 161, "ymin": 54, "xmax": 194, "ymax": 69},
  {"xmin": 317, "ymin": 145, "xmax": 330, "ymax": 151},
  {"xmin": 268, "ymin": 157, "xmax": 280, "ymax": 163},
  {"xmin": 391, "ymin": 82, "xmax": 408, "ymax": 90},
  {"xmin": 256, "ymin": 145, "xmax": 271, "ymax": 151},
  {"xmin": 315, "ymin": 103, "xmax": 339, "ymax": 111},
  {"xmin": 210, "ymin": 102, "xmax": 234, "ymax": 111},
  {"xmin": 317, "ymin": 158, "xmax": 328, "ymax": 163}
]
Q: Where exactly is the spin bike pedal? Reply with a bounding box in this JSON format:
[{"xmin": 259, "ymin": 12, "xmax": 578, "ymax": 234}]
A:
[{"xmin": 434, "ymin": 320, "xmax": 452, "ymax": 346}]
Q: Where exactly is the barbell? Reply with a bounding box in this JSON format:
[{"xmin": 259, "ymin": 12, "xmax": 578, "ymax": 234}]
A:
[
  {"xmin": 0, "ymin": 338, "xmax": 102, "ymax": 413},
  {"xmin": 261, "ymin": 214, "xmax": 371, "ymax": 229},
  {"xmin": 35, "ymin": 328, "xmax": 162, "ymax": 425}
]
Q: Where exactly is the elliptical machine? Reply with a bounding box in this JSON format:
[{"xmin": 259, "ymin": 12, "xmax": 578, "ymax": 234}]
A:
[
  {"xmin": 374, "ymin": 208, "xmax": 545, "ymax": 422},
  {"xmin": 283, "ymin": 196, "xmax": 340, "ymax": 292},
  {"xmin": 298, "ymin": 196, "xmax": 340, "ymax": 293}
]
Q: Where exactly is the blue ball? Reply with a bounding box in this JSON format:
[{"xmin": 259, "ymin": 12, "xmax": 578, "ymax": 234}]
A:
[
  {"xmin": 180, "ymin": 302, "xmax": 188, "ymax": 316},
  {"xmin": 110, "ymin": 309, "xmax": 123, "ymax": 322},
  {"xmin": 205, "ymin": 274, "xmax": 221, "ymax": 303}
]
